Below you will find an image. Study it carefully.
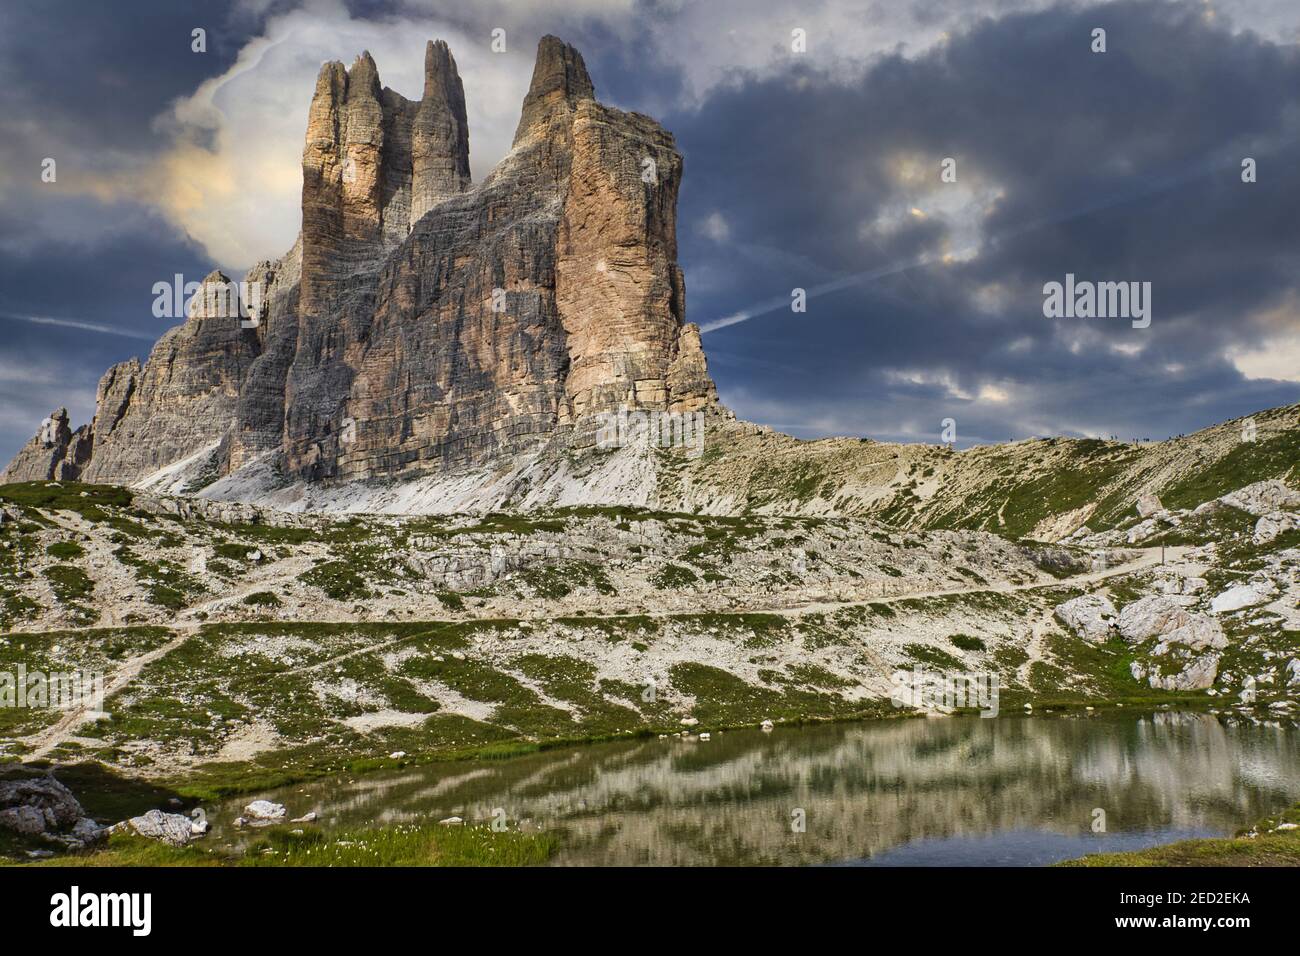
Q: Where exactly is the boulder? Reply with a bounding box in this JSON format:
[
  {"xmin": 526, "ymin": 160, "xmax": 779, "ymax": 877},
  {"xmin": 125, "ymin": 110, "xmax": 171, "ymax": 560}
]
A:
[
  {"xmin": 1255, "ymin": 512, "xmax": 1299, "ymax": 545},
  {"xmin": 1135, "ymin": 493, "xmax": 1163, "ymax": 518},
  {"xmin": 1053, "ymin": 594, "xmax": 1117, "ymax": 642},
  {"xmin": 1145, "ymin": 652, "xmax": 1221, "ymax": 691},
  {"xmin": 243, "ymin": 800, "xmax": 287, "ymax": 822},
  {"xmin": 1153, "ymin": 572, "xmax": 1206, "ymax": 596},
  {"xmin": 125, "ymin": 809, "xmax": 195, "ymax": 847},
  {"xmin": 1135, "ymin": 650, "xmax": 1221, "ymax": 691},
  {"xmin": 1153, "ymin": 616, "xmax": 1228, "ymax": 653},
  {"xmin": 0, "ymin": 775, "xmax": 85, "ymax": 836},
  {"xmin": 1125, "ymin": 519, "xmax": 1159, "ymax": 544},
  {"xmin": 1210, "ymin": 581, "xmax": 1278, "ymax": 614},
  {"xmin": 1117, "ymin": 595, "xmax": 1191, "ymax": 642},
  {"xmin": 0, "ymin": 805, "xmax": 47, "ymax": 837}
]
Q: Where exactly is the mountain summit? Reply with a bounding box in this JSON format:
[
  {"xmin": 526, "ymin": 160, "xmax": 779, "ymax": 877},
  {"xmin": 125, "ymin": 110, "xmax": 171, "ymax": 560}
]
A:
[{"xmin": 3, "ymin": 36, "xmax": 718, "ymax": 492}]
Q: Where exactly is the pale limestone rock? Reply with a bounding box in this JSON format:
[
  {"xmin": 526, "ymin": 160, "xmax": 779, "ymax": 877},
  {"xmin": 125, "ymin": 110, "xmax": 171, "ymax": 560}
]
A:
[
  {"xmin": 243, "ymin": 800, "xmax": 287, "ymax": 821},
  {"xmin": 1219, "ymin": 480, "xmax": 1300, "ymax": 516},
  {"xmin": 1210, "ymin": 581, "xmax": 1278, "ymax": 614},
  {"xmin": 1145, "ymin": 651, "xmax": 1220, "ymax": 691},
  {"xmin": 1255, "ymin": 512, "xmax": 1299, "ymax": 544},
  {"xmin": 1135, "ymin": 493, "xmax": 1163, "ymax": 517},
  {"xmin": 1152, "ymin": 616, "xmax": 1227, "ymax": 653},
  {"xmin": 126, "ymin": 809, "xmax": 195, "ymax": 846},
  {"xmin": 1054, "ymin": 594, "xmax": 1117, "ymax": 642},
  {"xmin": 1118, "ymin": 595, "xmax": 1191, "ymax": 642}
]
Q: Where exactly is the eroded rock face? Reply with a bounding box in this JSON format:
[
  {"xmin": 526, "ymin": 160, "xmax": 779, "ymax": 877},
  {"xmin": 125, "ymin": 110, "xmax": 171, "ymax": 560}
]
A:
[
  {"xmin": 6, "ymin": 36, "xmax": 718, "ymax": 491},
  {"xmin": 0, "ymin": 408, "xmax": 91, "ymax": 482}
]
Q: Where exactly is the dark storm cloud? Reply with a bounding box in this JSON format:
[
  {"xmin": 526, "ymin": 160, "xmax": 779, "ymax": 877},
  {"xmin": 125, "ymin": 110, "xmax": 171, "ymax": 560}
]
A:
[
  {"xmin": 672, "ymin": 0, "xmax": 1300, "ymax": 444},
  {"xmin": 0, "ymin": 0, "xmax": 257, "ymax": 460}
]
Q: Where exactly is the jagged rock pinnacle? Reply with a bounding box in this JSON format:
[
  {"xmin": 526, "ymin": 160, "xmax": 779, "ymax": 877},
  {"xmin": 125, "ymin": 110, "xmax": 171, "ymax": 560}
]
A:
[
  {"xmin": 411, "ymin": 39, "xmax": 471, "ymax": 225},
  {"xmin": 512, "ymin": 35, "xmax": 595, "ymax": 145}
]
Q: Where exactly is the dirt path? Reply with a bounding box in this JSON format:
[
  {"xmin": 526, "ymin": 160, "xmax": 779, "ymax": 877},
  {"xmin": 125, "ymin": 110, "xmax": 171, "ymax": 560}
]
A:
[
  {"xmin": 1017, "ymin": 610, "xmax": 1056, "ymax": 688},
  {"xmin": 756, "ymin": 546, "xmax": 1184, "ymax": 618},
  {"xmin": 24, "ymin": 626, "xmax": 199, "ymax": 758}
]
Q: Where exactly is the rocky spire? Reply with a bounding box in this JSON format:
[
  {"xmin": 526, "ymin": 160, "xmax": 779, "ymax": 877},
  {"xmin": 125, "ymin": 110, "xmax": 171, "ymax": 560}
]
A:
[
  {"xmin": 411, "ymin": 39, "xmax": 471, "ymax": 225},
  {"xmin": 512, "ymin": 35, "xmax": 595, "ymax": 145},
  {"xmin": 300, "ymin": 53, "xmax": 389, "ymax": 317}
]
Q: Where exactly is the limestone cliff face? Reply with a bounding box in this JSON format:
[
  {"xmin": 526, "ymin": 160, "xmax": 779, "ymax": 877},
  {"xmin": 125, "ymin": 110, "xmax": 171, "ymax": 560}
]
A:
[{"xmin": 4, "ymin": 36, "xmax": 718, "ymax": 490}]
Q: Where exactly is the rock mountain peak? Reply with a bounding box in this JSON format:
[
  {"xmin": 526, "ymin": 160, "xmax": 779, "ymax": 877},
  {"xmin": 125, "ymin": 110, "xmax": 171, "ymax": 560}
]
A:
[{"xmin": 3, "ymin": 36, "xmax": 718, "ymax": 493}]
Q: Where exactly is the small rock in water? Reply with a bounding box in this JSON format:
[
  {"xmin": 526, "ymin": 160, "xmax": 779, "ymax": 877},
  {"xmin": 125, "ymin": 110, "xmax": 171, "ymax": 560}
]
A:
[
  {"xmin": 760, "ymin": 719, "xmax": 775, "ymax": 732},
  {"xmin": 699, "ymin": 732, "xmax": 711, "ymax": 741},
  {"xmin": 243, "ymin": 800, "xmax": 287, "ymax": 822},
  {"xmin": 290, "ymin": 812, "xmax": 318, "ymax": 824}
]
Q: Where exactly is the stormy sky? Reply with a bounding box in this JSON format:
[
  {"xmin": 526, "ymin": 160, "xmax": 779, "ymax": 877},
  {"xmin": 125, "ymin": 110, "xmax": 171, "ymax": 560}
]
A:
[{"xmin": 1, "ymin": 0, "xmax": 1298, "ymax": 464}]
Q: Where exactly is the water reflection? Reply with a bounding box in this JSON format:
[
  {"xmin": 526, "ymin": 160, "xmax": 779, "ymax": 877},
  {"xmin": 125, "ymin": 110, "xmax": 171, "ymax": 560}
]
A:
[{"xmin": 212, "ymin": 713, "xmax": 1300, "ymax": 865}]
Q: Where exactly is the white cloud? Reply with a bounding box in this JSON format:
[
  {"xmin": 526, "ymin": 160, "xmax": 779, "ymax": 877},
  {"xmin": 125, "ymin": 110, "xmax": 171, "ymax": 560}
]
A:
[
  {"xmin": 151, "ymin": 0, "xmax": 543, "ymax": 268},
  {"xmin": 699, "ymin": 211, "xmax": 731, "ymax": 242}
]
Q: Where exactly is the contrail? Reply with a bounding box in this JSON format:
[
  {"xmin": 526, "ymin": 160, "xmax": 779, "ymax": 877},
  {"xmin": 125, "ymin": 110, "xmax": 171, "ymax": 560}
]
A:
[
  {"xmin": 698, "ymin": 146, "xmax": 1280, "ymax": 335},
  {"xmin": 0, "ymin": 312, "xmax": 158, "ymax": 342}
]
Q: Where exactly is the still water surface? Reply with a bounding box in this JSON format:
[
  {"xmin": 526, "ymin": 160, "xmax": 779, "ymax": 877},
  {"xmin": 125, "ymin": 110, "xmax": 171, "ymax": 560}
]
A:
[{"xmin": 212, "ymin": 713, "xmax": 1300, "ymax": 865}]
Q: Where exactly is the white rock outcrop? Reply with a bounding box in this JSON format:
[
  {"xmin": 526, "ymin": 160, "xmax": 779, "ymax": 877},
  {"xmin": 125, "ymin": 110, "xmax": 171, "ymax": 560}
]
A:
[
  {"xmin": 1255, "ymin": 512, "xmax": 1299, "ymax": 545},
  {"xmin": 1210, "ymin": 581, "xmax": 1278, "ymax": 614},
  {"xmin": 1219, "ymin": 480, "xmax": 1300, "ymax": 517},
  {"xmin": 1054, "ymin": 594, "xmax": 1117, "ymax": 642},
  {"xmin": 1117, "ymin": 595, "xmax": 1191, "ymax": 642}
]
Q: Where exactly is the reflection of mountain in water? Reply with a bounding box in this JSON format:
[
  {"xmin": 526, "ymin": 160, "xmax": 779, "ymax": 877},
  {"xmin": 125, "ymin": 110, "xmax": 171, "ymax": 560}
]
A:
[{"xmin": 214, "ymin": 714, "xmax": 1300, "ymax": 866}]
